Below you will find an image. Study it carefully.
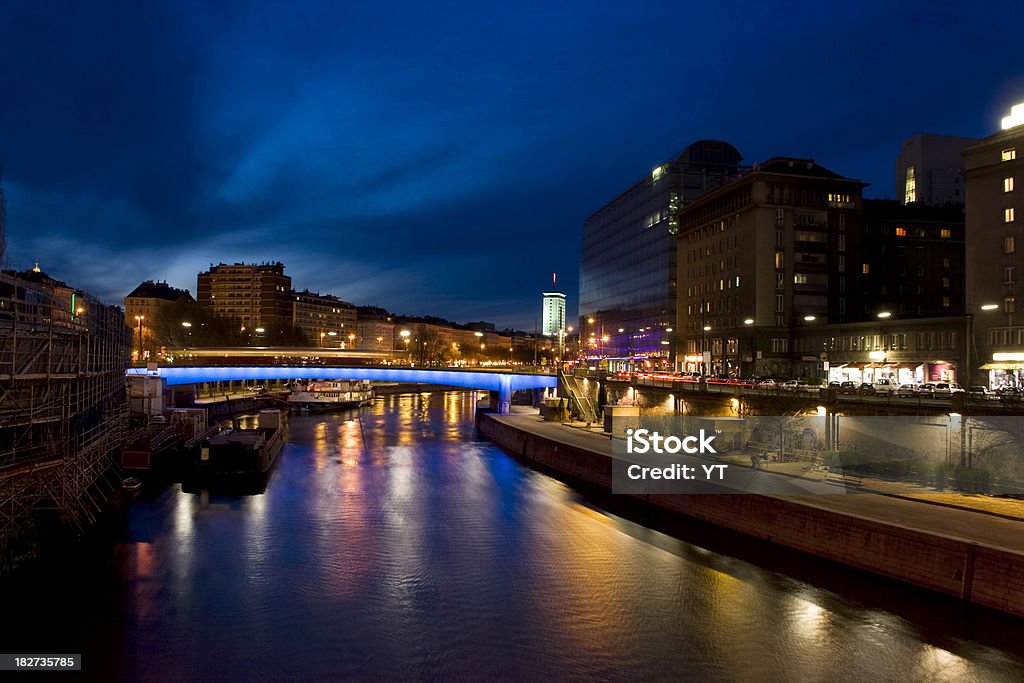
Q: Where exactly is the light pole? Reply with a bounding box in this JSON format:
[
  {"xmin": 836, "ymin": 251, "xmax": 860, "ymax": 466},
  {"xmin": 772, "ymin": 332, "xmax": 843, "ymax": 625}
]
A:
[
  {"xmin": 182, "ymin": 321, "xmax": 192, "ymax": 347},
  {"xmin": 400, "ymin": 329, "xmax": 411, "ymax": 365},
  {"xmin": 134, "ymin": 315, "xmax": 144, "ymax": 362}
]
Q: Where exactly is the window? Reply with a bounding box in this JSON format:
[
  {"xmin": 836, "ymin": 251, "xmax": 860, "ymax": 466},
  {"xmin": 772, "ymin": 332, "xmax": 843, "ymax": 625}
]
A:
[
  {"xmin": 940, "ymin": 229, "xmax": 952, "ymax": 238},
  {"xmin": 776, "ymin": 272, "xmax": 784, "ymax": 288},
  {"xmin": 1007, "ymin": 208, "xmax": 1016, "ymax": 223},
  {"xmin": 943, "ymin": 276, "xmax": 951, "ymax": 288},
  {"xmin": 1006, "ymin": 266, "xmax": 1016, "ymax": 284},
  {"xmin": 1006, "ymin": 236, "xmax": 1016, "ymax": 254},
  {"xmin": 895, "ymin": 227, "xmax": 907, "ymax": 237},
  {"xmin": 770, "ymin": 338, "xmax": 789, "ymax": 353},
  {"xmin": 794, "ymin": 274, "xmax": 808, "ymax": 284},
  {"xmin": 838, "ymin": 214, "xmax": 845, "ymax": 231},
  {"xmin": 838, "ymin": 255, "xmax": 845, "ymax": 272},
  {"xmin": 942, "ymin": 258, "xmax": 950, "ymax": 268},
  {"xmin": 1004, "ymin": 148, "xmax": 1017, "ymax": 162},
  {"xmin": 1006, "ymin": 177, "xmax": 1016, "ymax": 193},
  {"xmin": 775, "ymin": 294, "xmax": 784, "ymax": 313},
  {"xmin": 943, "ymin": 296, "xmax": 950, "ymax": 308},
  {"xmin": 775, "ymin": 209, "xmax": 784, "ymax": 227},
  {"xmin": 904, "ymin": 166, "xmax": 916, "ymax": 204},
  {"xmin": 862, "ymin": 263, "xmax": 871, "ymax": 274},
  {"xmin": 1007, "ymin": 296, "xmax": 1017, "ymax": 314},
  {"xmin": 775, "ymin": 252, "xmax": 784, "ymax": 269},
  {"xmin": 776, "ymin": 230, "xmax": 784, "ymax": 247}
]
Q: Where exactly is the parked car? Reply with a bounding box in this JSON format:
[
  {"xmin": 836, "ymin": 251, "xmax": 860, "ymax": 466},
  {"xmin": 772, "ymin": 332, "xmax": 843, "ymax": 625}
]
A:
[
  {"xmin": 896, "ymin": 383, "xmax": 917, "ymax": 397},
  {"xmin": 782, "ymin": 379, "xmax": 800, "ymax": 391},
  {"xmin": 932, "ymin": 382, "xmax": 964, "ymax": 396},
  {"xmin": 917, "ymin": 383, "xmax": 937, "ymax": 396},
  {"xmin": 968, "ymin": 385, "xmax": 994, "ymax": 400},
  {"xmin": 758, "ymin": 379, "xmax": 777, "ymax": 388},
  {"xmin": 839, "ymin": 381, "xmax": 857, "ymax": 394},
  {"xmin": 858, "ymin": 383, "xmax": 875, "ymax": 395},
  {"xmin": 873, "ymin": 378, "xmax": 899, "ymax": 395},
  {"xmin": 246, "ymin": 385, "xmax": 265, "ymax": 393},
  {"xmin": 828, "ymin": 380, "xmax": 841, "ymax": 388},
  {"xmin": 997, "ymin": 386, "xmax": 1023, "ymax": 401}
]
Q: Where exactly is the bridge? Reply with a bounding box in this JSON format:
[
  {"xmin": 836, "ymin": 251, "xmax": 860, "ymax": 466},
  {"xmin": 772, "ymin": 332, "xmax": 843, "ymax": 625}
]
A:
[{"xmin": 126, "ymin": 366, "xmax": 558, "ymax": 414}]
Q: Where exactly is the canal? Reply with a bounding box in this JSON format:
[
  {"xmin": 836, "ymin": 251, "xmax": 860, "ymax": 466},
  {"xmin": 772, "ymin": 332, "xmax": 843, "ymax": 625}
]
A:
[{"xmin": 4, "ymin": 391, "xmax": 1024, "ymax": 681}]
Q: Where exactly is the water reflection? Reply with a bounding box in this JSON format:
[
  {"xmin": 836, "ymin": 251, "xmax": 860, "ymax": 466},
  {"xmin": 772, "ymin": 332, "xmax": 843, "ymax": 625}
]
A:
[{"xmin": 6, "ymin": 390, "xmax": 1024, "ymax": 681}]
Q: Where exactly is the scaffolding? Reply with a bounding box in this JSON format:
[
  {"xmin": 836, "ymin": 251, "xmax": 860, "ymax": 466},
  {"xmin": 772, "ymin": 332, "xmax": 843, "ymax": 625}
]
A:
[{"xmin": 0, "ymin": 271, "xmax": 132, "ymax": 555}]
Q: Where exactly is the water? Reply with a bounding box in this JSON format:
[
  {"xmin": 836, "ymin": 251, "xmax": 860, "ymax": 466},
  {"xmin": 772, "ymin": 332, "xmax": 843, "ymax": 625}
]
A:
[{"xmin": 4, "ymin": 391, "xmax": 1024, "ymax": 681}]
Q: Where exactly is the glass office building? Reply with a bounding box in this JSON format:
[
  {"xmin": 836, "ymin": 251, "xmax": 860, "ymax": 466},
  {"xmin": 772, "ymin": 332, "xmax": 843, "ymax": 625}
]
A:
[{"xmin": 579, "ymin": 140, "xmax": 744, "ymax": 370}]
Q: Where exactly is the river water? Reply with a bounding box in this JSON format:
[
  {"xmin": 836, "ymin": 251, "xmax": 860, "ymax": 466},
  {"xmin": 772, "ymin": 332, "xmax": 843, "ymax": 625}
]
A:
[{"xmin": 5, "ymin": 391, "xmax": 1024, "ymax": 681}]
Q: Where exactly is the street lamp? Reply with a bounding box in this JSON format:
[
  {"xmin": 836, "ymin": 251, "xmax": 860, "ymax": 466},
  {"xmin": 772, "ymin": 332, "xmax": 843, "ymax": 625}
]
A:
[
  {"xmin": 400, "ymin": 329, "xmax": 411, "ymax": 365},
  {"xmin": 134, "ymin": 315, "xmax": 144, "ymax": 362}
]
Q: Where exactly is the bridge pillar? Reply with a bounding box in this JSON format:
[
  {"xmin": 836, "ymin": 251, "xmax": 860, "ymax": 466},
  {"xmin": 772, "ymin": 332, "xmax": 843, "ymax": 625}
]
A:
[{"xmin": 495, "ymin": 375, "xmax": 512, "ymax": 415}]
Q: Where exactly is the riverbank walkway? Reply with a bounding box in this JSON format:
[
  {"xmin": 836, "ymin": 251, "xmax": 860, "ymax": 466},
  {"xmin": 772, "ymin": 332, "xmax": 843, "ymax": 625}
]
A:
[{"xmin": 487, "ymin": 408, "xmax": 1024, "ymax": 554}]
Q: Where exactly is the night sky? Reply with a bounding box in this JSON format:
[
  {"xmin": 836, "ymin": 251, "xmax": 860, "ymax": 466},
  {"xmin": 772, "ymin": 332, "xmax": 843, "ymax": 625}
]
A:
[{"xmin": 1, "ymin": 1, "xmax": 1022, "ymax": 330}]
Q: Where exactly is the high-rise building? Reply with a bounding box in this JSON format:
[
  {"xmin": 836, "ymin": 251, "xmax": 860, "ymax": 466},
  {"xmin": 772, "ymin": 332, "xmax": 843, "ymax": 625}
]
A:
[
  {"xmin": 895, "ymin": 133, "xmax": 978, "ymax": 206},
  {"xmin": 579, "ymin": 140, "xmax": 744, "ymax": 367},
  {"xmin": 542, "ymin": 291, "xmax": 566, "ymax": 336},
  {"xmin": 676, "ymin": 158, "xmax": 865, "ymax": 378},
  {"xmin": 197, "ymin": 262, "xmax": 292, "ymax": 332},
  {"xmin": 965, "ymin": 101, "xmax": 1024, "ymax": 387}
]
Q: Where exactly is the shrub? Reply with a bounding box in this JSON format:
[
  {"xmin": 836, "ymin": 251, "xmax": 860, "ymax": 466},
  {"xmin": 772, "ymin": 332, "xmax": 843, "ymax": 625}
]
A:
[{"xmin": 954, "ymin": 466, "xmax": 991, "ymax": 493}]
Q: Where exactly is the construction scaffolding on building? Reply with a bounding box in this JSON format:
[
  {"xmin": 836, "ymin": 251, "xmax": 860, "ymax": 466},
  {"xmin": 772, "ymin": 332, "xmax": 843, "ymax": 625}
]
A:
[{"xmin": 0, "ymin": 269, "xmax": 132, "ymax": 568}]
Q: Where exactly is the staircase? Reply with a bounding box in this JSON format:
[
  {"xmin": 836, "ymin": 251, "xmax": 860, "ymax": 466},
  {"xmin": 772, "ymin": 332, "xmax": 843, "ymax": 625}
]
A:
[{"xmin": 558, "ymin": 372, "xmax": 598, "ymax": 424}]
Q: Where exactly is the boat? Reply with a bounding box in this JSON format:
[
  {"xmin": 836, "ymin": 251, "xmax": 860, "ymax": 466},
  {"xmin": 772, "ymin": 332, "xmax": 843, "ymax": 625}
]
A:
[
  {"xmin": 121, "ymin": 476, "xmax": 142, "ymax": 491},
  {"xmin": 196, "ymin": 409, "xmax": 284, "ymax": 477},
  {"xmin": 288, "ymin": 379, "xmax": 374, "ymax": 413}
]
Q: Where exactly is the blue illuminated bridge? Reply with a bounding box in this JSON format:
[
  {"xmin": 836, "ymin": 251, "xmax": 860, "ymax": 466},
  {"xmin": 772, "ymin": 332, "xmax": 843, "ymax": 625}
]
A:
[{"xmin": 126, "ymin": 366, "xmax": 558, "ymax": 414}]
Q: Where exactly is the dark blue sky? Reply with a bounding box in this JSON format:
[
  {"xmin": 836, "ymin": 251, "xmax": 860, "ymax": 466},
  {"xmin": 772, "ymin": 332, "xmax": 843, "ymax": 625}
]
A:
[{"xmin": 2, "ymin": 1, "xmax": 1022, "ymax": 330}]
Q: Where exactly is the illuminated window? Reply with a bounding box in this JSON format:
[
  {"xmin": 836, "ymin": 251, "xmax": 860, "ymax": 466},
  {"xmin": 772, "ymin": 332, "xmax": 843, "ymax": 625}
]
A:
[
  {"xmin": 775, "ymin": 209, "xmax": 784, "ymax": 227},
  {"xmin": 1007, "ymin": 296, "xmax": 1017, "ymax": 314},
  {"xmin": 1006, "ymin": 177, "xmax": 1015, "ymax": 193},
  {"xmin": 895, "ymin": 227, "xmax": 907, "ymax": 237},
  {"xmin": 940, "ymin": 229, "xmax": 951, "ymax": 238},
  {"xmin": 794, "ymin": 274, "xmax": 808, "ymax": 284},
  {"xmin": 775, "ymin": 251, "xmax": 784, "ymax": 269},
  {"xmin": 1003, "ymin": 148, "xmax": 1017, "ymax": 162},
  {"xmin": 943, "ymin": 277, "xmax": 951, "ymax": 288},
  {"xmin": 862, "ymin": 263, "xmax": 870, "ymax": 274},
  {"xmin": 942, "ymin": 257, "xmax": 950, "ymax": 268},
  {"xmin": 904, "ymin": 166, "xmax": 916, "ymax": 204},
  {"xmin": 1007, "ymin": 208, "xmax": 1016, "ymax": 223},
  {"xmin": 1005, "ymin": 236, "xmax": 1016, "ymax": 254}
]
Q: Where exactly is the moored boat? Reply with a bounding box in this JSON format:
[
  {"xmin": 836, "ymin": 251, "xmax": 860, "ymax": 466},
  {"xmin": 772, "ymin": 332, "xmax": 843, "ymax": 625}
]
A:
[
  {"xmin": 196, "ymin": 409, "xmax": 284, "ymax": 476},
  {"xmin": 288, "ymin": 380, "xmax": 373, "ymax": 413}
]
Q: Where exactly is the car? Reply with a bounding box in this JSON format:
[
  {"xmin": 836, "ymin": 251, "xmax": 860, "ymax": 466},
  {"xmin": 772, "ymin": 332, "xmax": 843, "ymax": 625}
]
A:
[
  {"xmin": 828, "ymin": 380, "xmax": 841, "ymax": 388},
  {"xmin": 896, "ymin": 383, "xmax": 917, "ymax": 397},
  {"xmin": 782, "ymin": 379, "xmax": 800, "ymax": 391},
  {"xmin": 932, "ymin": 382, "xmax": 964, "ymax": 396},
  {"xmin": 839, "ymin": 381, "xmax": 857, "ymax": 394},
  {"xmin": 758, "ymin": 379, "xmax": 777, "ymax": 388},
  {"xmin": 917, "ymin": 383, "xmax": 937, "ymax": 396},
  {"xmin": 873, "ymin": 378, "xmax": 899, "ymax": 395},
  {"xmin": 997, "ymin": 386, "xmax": 1023, "ymax": 401},
  {"xmin": 968, "ymin": 385, "xmax": 994, "ymax": 400},
  {"xmin": 858, "ymin": 383, "xmax": 875, "ymax": 395},
  {"xmin": 246, "ymin": 385, "xmax": 265, "ymax": 393}
]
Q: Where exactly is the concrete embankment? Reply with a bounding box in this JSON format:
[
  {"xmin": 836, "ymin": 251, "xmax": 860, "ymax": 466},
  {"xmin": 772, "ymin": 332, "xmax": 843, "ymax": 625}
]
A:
[{"xmin": 476, "ymin": 410, "xmax": 1024, "ymax": 618}]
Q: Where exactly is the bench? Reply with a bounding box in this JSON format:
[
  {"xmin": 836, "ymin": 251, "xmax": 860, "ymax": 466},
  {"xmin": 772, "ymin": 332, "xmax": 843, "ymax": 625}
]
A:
[{"xmin": 825, "ymin": 472, "xmax": 864, "ymax": 487}]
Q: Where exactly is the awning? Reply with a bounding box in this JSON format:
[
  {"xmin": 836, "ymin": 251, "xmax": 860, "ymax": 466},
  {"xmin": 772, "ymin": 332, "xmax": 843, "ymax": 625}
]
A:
[{"xmin": 981, "ymin": 362, "xmax": 1024, "ymax": 371}]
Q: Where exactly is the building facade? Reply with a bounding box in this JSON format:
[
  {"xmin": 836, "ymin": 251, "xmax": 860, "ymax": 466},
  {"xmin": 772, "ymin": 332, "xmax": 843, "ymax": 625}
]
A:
[
  {"xmin": 895, "ymin": 133, "xmax": 978, "ymax": 206},
  {"xmin": 675, "ymin": 158, "xmax": 865, "ymax": 378},
  {"xmin": 196, "ymin": 262, "xmax": 292, "ymax": 332},
  {"xmin": 860, "ymin": 200, "xmax": 965, "ymax": 319},
  {"xmin": 965, "ymin": 102, "xmax": 1024, "ymax": 387},
  {"xmin": 791, "ymin": 316, "xmax": 967, "ymax": 385},
  {"xmin": 579, "ymin": 140, "xmax": 745, "ymax": 367},
  {"xmin": 125, "ymin": 280, "xmax": 195, "ymax": 327},
  {"xmin": 291, "ymin": 290, "xmax": 357, "ymax": 347}
]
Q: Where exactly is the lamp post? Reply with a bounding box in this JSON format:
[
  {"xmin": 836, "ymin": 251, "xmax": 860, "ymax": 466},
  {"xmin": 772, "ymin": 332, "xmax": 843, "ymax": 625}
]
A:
[
  {"xmin": 182, "ymin": 321, "xmax": 192, "ymax": 347},
  {"xmin": 134, "ymin": 315, "xmax": 144, "ymax": 362},
  {"xmin": 400, "ymin": 329, "xmax": 411, "ymax": 365}
]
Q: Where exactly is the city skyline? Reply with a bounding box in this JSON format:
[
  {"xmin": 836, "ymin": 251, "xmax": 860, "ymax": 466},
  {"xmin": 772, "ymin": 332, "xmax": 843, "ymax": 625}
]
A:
[{"xmin": 1, "ymin": 2, "xmax": 1023, "ymax": 329}]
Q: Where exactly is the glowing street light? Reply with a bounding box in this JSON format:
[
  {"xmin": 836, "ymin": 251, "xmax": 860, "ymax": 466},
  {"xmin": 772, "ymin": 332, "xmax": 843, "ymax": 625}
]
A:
[
  {"xmin": 877, "ymin": 312, "xmax": 892, "ymax": 319},
  {"xmin": 981, "ymin": 304, "xmax": 999, "ymax": 311}
]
